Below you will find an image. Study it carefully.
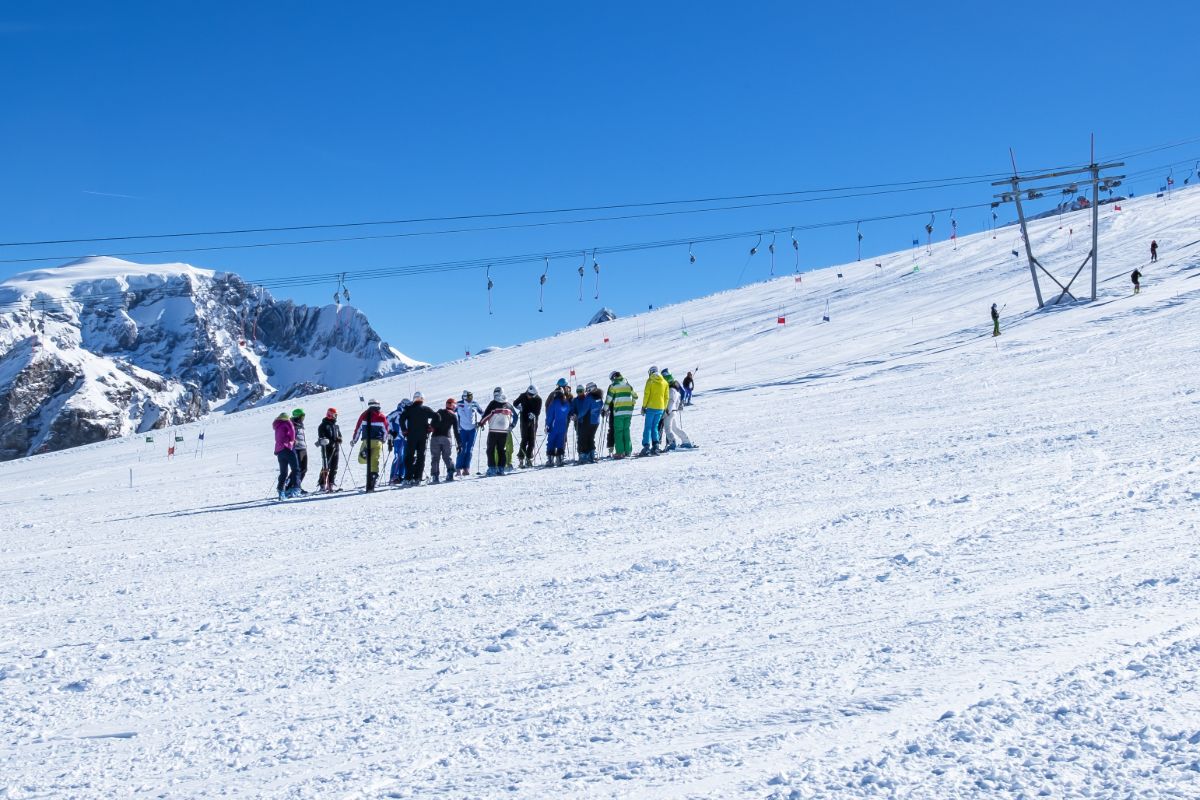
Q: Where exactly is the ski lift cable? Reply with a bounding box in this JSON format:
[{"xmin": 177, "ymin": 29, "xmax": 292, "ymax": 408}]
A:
[
  {"xmin": 0, "ymin": 195, "xmax": 1097, "ymax": 313},
  {"xmin": 0, "ymin": 171, "xmax": 1075, "ymax": 250},
  {"xmin": 3, "ymin": 154, "xmax": 1196, "ymax": 271}
]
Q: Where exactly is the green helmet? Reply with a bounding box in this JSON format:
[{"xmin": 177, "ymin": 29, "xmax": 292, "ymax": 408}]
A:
[{"xmin": 291, "ymin": 408, "xmax": 305, "ymax": 418}]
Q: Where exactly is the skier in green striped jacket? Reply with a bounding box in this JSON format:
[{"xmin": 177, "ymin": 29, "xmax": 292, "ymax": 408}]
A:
[{"xmin": 603, "ymin": 370, "xmax": 639, "ymax": 459}]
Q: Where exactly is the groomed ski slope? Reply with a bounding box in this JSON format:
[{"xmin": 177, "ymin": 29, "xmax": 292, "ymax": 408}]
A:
[{"xmin": 3, "ymin": 188, "xmax": 1200, "ymax": 798}]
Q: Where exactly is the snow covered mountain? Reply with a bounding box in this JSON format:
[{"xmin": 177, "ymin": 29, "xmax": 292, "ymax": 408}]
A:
[
  {"xmin": 588, "ymin": 307, "xmax": 618, "ymax": 325},
  {"xmin": 3, "ymin": 188, "xmax": 1200, "ymax": 797},
  {"xmin": 0, "ymin": 257, "xmax": 423, "ymax": 460}
]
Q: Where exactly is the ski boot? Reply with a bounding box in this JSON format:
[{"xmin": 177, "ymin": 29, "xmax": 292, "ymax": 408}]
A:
[
  {"xmin": 651, "ymin": 444, "xmax": 661, "ymax": 456},
  {"xmin": 666, "ymin": 442, "xmax": 677, "ymax": 452},
  {"xmin": 556, "ymin": 454, "xmax": 565, "ymax": 467},
  {"xmin": 638, "ymin": 446, "xmax": 650, "ymax": 457},
  {"xmin": 445, "ymin": 472, "xmax": 454, "ymax": 482},
  {"xmin": 277, "ymin": 490, "xmax": 286, "ymax": 501},
  {"xmin": 431, "ymin": 475, "xmax": 440, "ymax": 484}
]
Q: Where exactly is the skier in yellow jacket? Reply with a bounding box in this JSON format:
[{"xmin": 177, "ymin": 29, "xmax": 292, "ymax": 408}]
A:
[{"xmin": 640, "ymin": 366, "xmax": 670, "ymax": 456}]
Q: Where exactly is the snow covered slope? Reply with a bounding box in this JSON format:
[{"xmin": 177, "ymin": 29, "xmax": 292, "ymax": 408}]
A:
[
  {"xmin": 2, "ymin": 188, "xmax": 1200, "ymax": 798},
  {"xmin": 0, "ymin": 257, "xmax": 423, "ymax": 460}
]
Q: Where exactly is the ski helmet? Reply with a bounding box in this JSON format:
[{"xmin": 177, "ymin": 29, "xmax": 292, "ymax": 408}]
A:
[
  {"xmin": 276, "ymin": 412, "xmax": 289, "ymax": 421},
  {"xmin": 585, "ymin": 381, "xmax": 597, "ymax": 392},
  {"xmin": 400, "ymin": 398, "xmax": 412, "ymax": 408},
  {"xmin": 326, "ymin": 407, "xmax": 337, "ymax": 418},
  {"xmin": 493, "ymin": 388, "xmax": 503, "ymax": 400},
  {"xmin": 291, "ymin": 408, "xmax": 305, "ymax": 418},
  {"xmin": 575, "ymin": 384, "xmax": 584, "ymax": 393},
  {"xmin": 556, "ymin": 378, "xmax": 568, "ymax": 388},
  {"xmin": 648, "ymin": 366, "xmax": 659, "ymax": 376},
  {"xmin": 413, "ymin": 391, "xmax": 423, "ymax": 402},
  {"xmin": 367, "ymin": 399, "xmax": 380, "ymax": 408},
  {"xmin": 446, "ymin": 398, "xmax": 456, "ymax": 409},
  {"xmin": 609, "ymin": 370, "xmax": 622, "ymax": 382},
  {"xmin": 528, "ymin": 384, "xmax": 537, "ymax": 394}
]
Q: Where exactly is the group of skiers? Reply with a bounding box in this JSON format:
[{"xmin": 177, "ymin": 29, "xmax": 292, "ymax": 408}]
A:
[{"xmin": 271, "ymin": 368, "xmax": 697, "ymax": 497}]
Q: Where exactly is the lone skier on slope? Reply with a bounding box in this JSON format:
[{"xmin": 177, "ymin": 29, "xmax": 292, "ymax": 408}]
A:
[
  {"xmin": 273, "ymin": 412, "xmax": 301, "ymax": 500},
  {"xmin": 478, "ymin": 388, "xmax": 516, "ymax": 476},
  {"xmin": 1150, "ymin": 240, "xmax": 1158, "ymax": 263},
  {"xmin": 430, "ymin": 399, "xmax": 461, "ymax": 483},
  {"xmin": 604, "ymin": 371, "xmax": 638, "ymax": 459},
  {"xmin": 1131, "ymin": 268, "xmax": 1142, "ymax": 295},
  {"xmin": 682, "ymin": 371, "xmax": 695, "ymax": 405},
  {"xmin": 991, "ymin": 303, "xmax": 1001, "ymax": 337},
  {"xmin": 640, "ymin": 366, "xmax": 669, "ymax": 456},
  {"xmin": 454, "ymin": 390, "xmax": 484, "ymax": 476},
  {"xmin": 316, "ymin": 408, "xmax": 342, "ymax": 492},
  {"xmin": 350, "ymin": 399, "xmax": 388, "ymax": 492},
  {"xmin": 399, "ymin": 392, "xmax": 437, "ymax": 486},
  {"xmin": 512, "ymin": 384, "xmax": 542, "ymax": 468}
]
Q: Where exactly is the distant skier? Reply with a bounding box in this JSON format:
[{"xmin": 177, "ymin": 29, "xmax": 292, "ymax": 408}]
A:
[
  {"xmin": 478, "ymin": 388, "xmax": 516, "ymax": 476},
  {"xmin": 1150, "ymin": 240, "xmax": 1158, "ymax": 263},
  {"xmin": 273, "ymin": 412, "xmax": 300, "ymax": 500},
  {"xmin": 1131, "ymin": 267, "xmax": 1142, "ymax": 295},
  {"xmin": 682, "ymin": 371, "xmax": 695, "ymax": 405},
  {"xmin": 385, "ymin": 400, "xmax": 410, "ymax": 484},
  {"xmin": 662, "ymin": 371, "xmax": 695, "ymax": 451},
  {"xmin": 290, "ymin": 408, "xmax": 309, "ymax": 493},
  {"xmin": 512, "ymin": 384, "xmax": 542, "ymax": 468},
  {"xmin": 454, "ymin": 390, "xmax": 484, "ymax": 476},
  {"xmin": 350, "ymin": 399, "xmax": 388, "ymax": 492},
  {"xmin": 639, "ymin": 366, "xmax": 669, "ymax": 456},
  {"xmin": 544, "ymin": 379, "xmax": 572, "ymax": 467},
  {"xmin": 399, "ymin": 392, "xmax": 437, "ymax": 485},
  {"xmin": 604, "ymin": 371, "xmax": 638, "ymax": 459},
  {"xmin": 991, "ymin": 303, "xmax": 1001, "ymax": 337},
  {"xmin": 571, "ymin": 382, "xmax": 604, "ymax": 463},
  {"xmin": 429, "ymin": 398, "xmax": 461, "ymax": 483},
  {"xmin": 316, "ymin": 407, "xmax": 342, "ymax": 492}
]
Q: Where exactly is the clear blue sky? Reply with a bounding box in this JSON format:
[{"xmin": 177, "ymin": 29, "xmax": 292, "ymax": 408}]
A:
[{"xmin": 1, "ymin": 1, "xmax": 1196, "ymax": 363}]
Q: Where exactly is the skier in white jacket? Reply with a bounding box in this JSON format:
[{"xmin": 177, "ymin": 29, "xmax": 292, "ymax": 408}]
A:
[
  {"xmin": 662, "ymin": 370, "xmax": 695, "ymax": 451},
  {"xmin": 454, "ymin": 390, "xmax": 485, "ymax": 476}
]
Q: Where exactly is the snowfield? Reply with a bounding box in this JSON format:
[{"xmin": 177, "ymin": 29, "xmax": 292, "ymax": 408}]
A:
[{"xmin": 3, "ymin": 188, "xmax": 1200, "ymax": 798}]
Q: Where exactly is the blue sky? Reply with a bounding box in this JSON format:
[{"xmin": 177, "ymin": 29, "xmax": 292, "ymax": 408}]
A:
[{"xmin": 1, "ymin": 1, "xmax": 1196, "ymax": 363}]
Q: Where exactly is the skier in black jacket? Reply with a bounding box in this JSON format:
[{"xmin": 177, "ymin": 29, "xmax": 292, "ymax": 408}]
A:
[
  {"xmin": 512, "ymin": 385, "xmax": 542, "ymax": 468},
  {"xmin": 316, "ymin": 407, "xmax": 342, "ymax": 492},
  {"xmin": 399, "ymin": 392, "xmax": 438, "ymax": 485},
  {"xmin": 429, "ymin": 399, "xmax": 462, "ymax": 483}
]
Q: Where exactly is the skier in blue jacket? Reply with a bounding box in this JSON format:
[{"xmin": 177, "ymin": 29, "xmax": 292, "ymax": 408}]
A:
[
  {"xmin": 544, "ymin": 378, "xmax": 573, "ymax": 467},
  {"xmin": 570, "ymin": 382, "xmax": 604, "ymax": 463}
]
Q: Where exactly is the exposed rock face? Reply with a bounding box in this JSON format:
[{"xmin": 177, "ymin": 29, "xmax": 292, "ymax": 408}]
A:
[
  {"xmin": 588, "ymin": 308, "xmax": 617, "ymax": 325},
  {"xmin": 0, "ymin": 257, "xmax": 424, "ymax": 460}
]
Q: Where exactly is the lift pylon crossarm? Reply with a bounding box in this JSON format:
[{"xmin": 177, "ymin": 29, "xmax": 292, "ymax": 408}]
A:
[{"xmin": 990, "ymin": 161, "xmax": 1124, "ymax": 187}]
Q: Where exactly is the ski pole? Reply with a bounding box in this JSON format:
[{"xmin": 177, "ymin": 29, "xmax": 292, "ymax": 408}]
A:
[{"xmin": 339, "ymin": 442, "xmax": 357, "ymax": 488}]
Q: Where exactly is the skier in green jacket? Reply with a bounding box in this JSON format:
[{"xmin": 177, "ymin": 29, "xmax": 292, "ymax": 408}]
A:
[{"xmin": 604, "ymin": 370, "xmax": 639, "ymax": 459}]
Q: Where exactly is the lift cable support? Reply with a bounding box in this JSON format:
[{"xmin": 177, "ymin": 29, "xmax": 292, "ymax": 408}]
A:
[{"xmin": 992, "ymin": 144, "xmax": 1123, "ymax": 308}]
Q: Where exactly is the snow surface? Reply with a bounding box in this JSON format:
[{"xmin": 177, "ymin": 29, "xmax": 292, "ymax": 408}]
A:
[{"xmin": 3, "ymin": 190, "xmax": 1200, "ymax": 798}]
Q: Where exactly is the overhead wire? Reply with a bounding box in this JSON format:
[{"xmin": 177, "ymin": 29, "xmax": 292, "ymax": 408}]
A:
[{"xmin": 0, "ymin": 199, "xmax": 999, "ymax": 313}]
